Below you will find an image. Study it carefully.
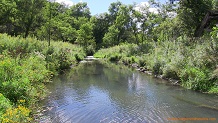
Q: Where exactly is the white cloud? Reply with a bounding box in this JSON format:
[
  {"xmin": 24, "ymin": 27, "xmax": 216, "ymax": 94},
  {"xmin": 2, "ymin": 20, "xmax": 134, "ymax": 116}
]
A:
[
  {"xmin": 167, "ymin": 11, "xmax": 177, "ymax": 18},
  {"xmin": 139, "ymin": 2, "xmax": 150, "ymax": 7},
  {"xmin": 55, "ymin": 0, "xmax": 74, "ymax": 6},
  {"xmin": 134, "ymin": 2, "xmax": 159, "ymax": 14},
  {"xmin": 134, "ymin": 2, "xmax": 149, "ymax": 12}
]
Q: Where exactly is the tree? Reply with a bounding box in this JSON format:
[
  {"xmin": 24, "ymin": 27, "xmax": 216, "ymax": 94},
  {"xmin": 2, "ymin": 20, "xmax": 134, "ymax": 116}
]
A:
[
  {"xmin": 108, "ymin": 1, "xmax": 122, "ymax": 24},
  {"xmin": 36, "ymin": 1, "xmax": 71, "ymax": 41},
  {"xmin": 16, "ymin": 0, "xmax": 46, "ymax": 38},
  {"xmin": 76, "ymin": 22, "xmax": 96, "ymax": 55},
  {"xmin": 0, "ymin": 0, "xmax": 47, "ymax": 37},
  {"xmin": 103, "ymin": 25, "xmax": 120, "ymax": 47},
  {"xmin": 135, "ymin": 1, "xmax": 162, "ymax": 43},
  {"xmin": 213, "ymin": 0, "xmax": 218, "ymax": 9},
  {"xmin": 130, "ymin": 8, "xmax": 141, "ymax": 44},
  {"xmin": 115, "ymin": 4, "xmax": 134, "ymax": 43},
  {"xmin": 178, "ymin": 0, "xmax": 213, "ymax": 36},
  {"xmin": 69, "ymin": 2, "xmax": 91, "ymax": 19},
  {"xmin": 103, "ymin": 4, "xmax": 135, "ymax": 47},
  {"xmin": 50, "ymin": 2, "xmax": 77, "ymax": 42},
  {"xmin": 154, "ymin": 17, "xmax": 182, "ymax": 42},
  {"xmin": 0, "ymin": 0, "xmax": 17, "ymax": 35},
  {"xmin": 91, "ymin": 13, "xmax": 110, "ymax": 49}
]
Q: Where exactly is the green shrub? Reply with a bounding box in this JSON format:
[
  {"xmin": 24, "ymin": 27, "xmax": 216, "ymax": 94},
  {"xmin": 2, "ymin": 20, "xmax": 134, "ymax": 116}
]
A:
[
  {"xmin": 0, "ymin": 34, "xmax": 85, "ymax": 66},
  {"xmin": 152, "ymin": 60, "xmax": 164, "ymax": 75},
  {"xmin": 0, "ymin": 93, "xmax": 12, "ymax": 120},
  {"xmin": 75, "ymin": 53, "xmax": 83, "ymax": 61},
  {"xmin": 0, "ymin": 55, "xmax": 48, "ymax": 104},
  {"xmin": 210, "ymin": 26, "xmax": 218, "ymax": 39},
  {"xmin": 1, "ymin": 105, "xmax": 31, "ymax": 123},
  {"xmin": 0, "ymin": 34, "xmax": 86, "ymax": 122},
  {"xmin": 162, "ymin": 64, "xmax": 179, "ymax": 79},
  {"xmin": 121, "ymin": 57, "xmax": 132, "ymax": 65},
  {"xmin": 109, "ymin": 53, "xmax": 122, "ymax": 61},
  {"xmin": 94, "ymin": 36, "xmax": 218, "ymax": 93},
  {"xmin": 179, "ymin": 67, "xmax": 212, "ymax": 91},
  {"xmin": 58, "ymin": 48, "xmax": 72, "ymax": 70},
  {"xmin": 209, "ymin": 86, "xmax": 218, "ymax": 93},
  {"xmin": 211, "ymin": 68, "xmax": 218, "ymax": 80},
  {"xmin": 137, "ymin": 59, "xmax": 145, "ymax": 67}
]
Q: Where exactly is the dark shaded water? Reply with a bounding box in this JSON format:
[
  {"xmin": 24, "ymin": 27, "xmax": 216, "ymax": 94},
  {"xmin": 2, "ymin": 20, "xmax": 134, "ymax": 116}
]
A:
[{"xmin": 39, "ymin": 61, "xmax": 218, "ymax": 123}]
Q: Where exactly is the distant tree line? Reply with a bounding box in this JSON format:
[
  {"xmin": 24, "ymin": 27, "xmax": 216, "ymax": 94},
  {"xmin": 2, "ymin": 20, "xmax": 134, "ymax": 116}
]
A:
[{"xmin": 0, "ymin": 0, "xmax": 217, "ymax": 54}]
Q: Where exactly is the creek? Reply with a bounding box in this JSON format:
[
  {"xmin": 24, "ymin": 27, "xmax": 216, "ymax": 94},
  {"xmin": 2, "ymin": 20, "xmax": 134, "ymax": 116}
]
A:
[{"xmin": 38, "ymin": 60, "xmax": 218, "ymax": 123}]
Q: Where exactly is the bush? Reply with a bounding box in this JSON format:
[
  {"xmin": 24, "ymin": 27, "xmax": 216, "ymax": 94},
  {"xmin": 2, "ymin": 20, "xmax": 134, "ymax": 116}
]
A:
[
  {"xmin": 74, "ymin": 53, "xmax": 83, "ymax": 61},
  {"xmin": 137, "ymin": 57, "xmax": 146, "ymax": 67},
  {"xmin": 152, "ymin": 60, "xmax": 164, "ymax": 75},
  {"xmin": 209, "ymin": 86, "xmax": 218, "ymax": 93},
  {"xmin": 121, "ymin": 57, "xmax": 132, "ymax": 65},
  {"xmin": 179, "ymin": 67, "xmax": 212, "ymax": 91},
  {"xmin": 109, "ymin": 53, "xmax": 122, "ymax": 61},
  {"xmin": 1, "ymin": 105, "xmax": 31, "ymax": 123},
  {"xmin": 94, "ymin": 43, "xmax": 139, "ymax": 60},
  {"xmin": 162, "ymin": 64, "xmax": 179, "ymax": 79},
  {"xmin": 0, "ymin": 33, "xmax": 86, "ymax": 74},
  {"xmin": 94, "ymin": 36, "xmax": 218, "ymax": 93},
  {"xmin": 0, "ymin": 54, "xmax": 49, "ymax": 105},
  {"xmin": 0, "ymin": 93, "xmax": 12, "ymax": 120},
  {"xmin": 0, "ymin": 34, "xmax": 86, "ymax": 121}
]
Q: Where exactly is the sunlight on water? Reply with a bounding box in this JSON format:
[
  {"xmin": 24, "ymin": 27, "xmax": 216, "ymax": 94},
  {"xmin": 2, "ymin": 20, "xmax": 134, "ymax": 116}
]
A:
[{"xmin": 38, "ymin": 61, "xmax": 218, "ymax": 123}]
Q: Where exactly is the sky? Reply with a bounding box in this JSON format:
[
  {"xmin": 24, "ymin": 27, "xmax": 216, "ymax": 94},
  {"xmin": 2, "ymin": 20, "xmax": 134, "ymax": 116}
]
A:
[{"xmin": 56, "ymin": 0, "xmax": 168, "ymax": 15}]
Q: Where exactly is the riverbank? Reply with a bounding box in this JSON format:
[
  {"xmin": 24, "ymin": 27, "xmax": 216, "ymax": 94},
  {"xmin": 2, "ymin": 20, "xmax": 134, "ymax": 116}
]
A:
[
  {"xmin": 0, "ymin": 34, "xmax": 85, "ymax": 122},
  {"xmin": 94, "ymin": 39, "xmax": 218, "ymax": 94},
  {"xmin": 122, "ymin": 62, "xmax": 180, "ymax": 86}
]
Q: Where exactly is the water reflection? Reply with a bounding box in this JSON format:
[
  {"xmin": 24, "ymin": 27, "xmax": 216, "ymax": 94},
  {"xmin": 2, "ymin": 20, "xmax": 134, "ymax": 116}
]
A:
[{"xmin": 39, "ymin": 61, "xmax": 218, "ymax": 123}]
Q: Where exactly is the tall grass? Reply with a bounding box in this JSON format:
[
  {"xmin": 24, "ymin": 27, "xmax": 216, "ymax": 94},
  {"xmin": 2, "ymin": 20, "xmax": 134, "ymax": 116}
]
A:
[
  {"xmin": 94, "ymin": 36, "xmax": 218, "ymax": 93},
  {"xmin": 0, "ymin": 34, "xmax": 85, "ymax": 122}
]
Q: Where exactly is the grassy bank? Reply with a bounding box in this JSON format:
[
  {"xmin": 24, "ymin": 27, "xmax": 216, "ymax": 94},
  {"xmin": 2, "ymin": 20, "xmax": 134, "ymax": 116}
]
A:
[
  {"xmin": 94, "ymin": 36, "xmax": 218, "ymax": 94},
  {"xmin": 0, "ymin": 34, "xmax": 85, "ymax": 122}
]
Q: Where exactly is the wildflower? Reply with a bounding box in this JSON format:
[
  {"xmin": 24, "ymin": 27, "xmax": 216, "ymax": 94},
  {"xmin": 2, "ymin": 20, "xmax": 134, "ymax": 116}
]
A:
[{"xmin": 18, "ymin": 99, "xmax": 25, "ymax": 103}]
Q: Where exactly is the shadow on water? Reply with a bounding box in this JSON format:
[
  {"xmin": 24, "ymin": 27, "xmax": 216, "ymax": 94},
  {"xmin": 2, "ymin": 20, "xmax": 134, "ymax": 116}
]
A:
[{"xmin": 38, "ymin": 61, "xmax": 218, "ymax": 123}]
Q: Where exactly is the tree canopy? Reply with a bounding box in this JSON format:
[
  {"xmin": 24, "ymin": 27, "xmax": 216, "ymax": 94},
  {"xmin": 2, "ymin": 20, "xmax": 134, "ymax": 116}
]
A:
[{"xmin": 0, "ymin": 0, "xmax": 217, "ymax": 53}]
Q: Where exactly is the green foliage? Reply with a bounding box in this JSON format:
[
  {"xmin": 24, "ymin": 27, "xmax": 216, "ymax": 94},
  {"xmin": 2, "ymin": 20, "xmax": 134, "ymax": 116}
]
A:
[
  {"xmin": 94, "ymin": 43, "xmax": 139, "ymax": 60},
  {"xmin": 0, "ymin": 34, "xmax": 86, "ymax": 72},
  {"xmin": 179, "ymin": 67, "xmax": 211, "ymax": 91},
  {"xmin": 103, "ymin": 25, "xmax": 120, "ymax": 47},
  {"xmin": 76, "ymin": 22, "xmax": 96, "ymax": 55},
  {"xmin": 95, "ymin": 35, "xmax": 218, "ymax": 93},
  {"xmin": 211, "ymin": 26, "xmax": 218, "ymax": 39},
  {"xmin": 0, "ymin": 53, "xmax": 47, "ymax": 122},
  {"xmin": 0, "ymin": 0, "xmax": 216, "ymax": 121},
  {"xmin": 213, "ymin": 0, "xmax": 218, "ymax": 9},
  {"xmin": 0, "ymin": 34, "xmax": 85, "ymax": 121},
  {"xmin": 162, "ymin": 63, "xmax": 179, "ymax": 79},
  {"xmin": 108, "ymin": 53, "xmax": 121, "ymax": 62},
  {"xmin": 91, "ymin": 13, "xmax": 110, "ymax": 49},
  {"xmin": 0, "ymin": 56, "xmax": 38, "ymax": 104},
  {"xmin": 178, "ymin": 0, "xmax": 213, "ymax": 36},
  {"xmin": 154, "ymin": 18, "xmax": 182, "ymax": 41},
  {"xmin": 69, "ymin": 2, "xmax": 91, "ymax": 19},
  {"xmin": 0, "ymin": 0, "xmax": 46, "ymax": 37},
  {"xmin": 209, "ymin": 86, "xmax": 218, "ymax": 93},
  {"xmin": 152, "ymin": 60, "xmax": 164, "ymax": 75},
  {"xmin": 137, "ymin": 56, "xmax": 147, "ymax": 67},
  {"xmin": 0, "ymin": 0, "xmax": 217, "ymax": 109},
  {"xmin": 0, "ymin": 93, "xmax": 12, "ymax": 120},
  {"xmin": 1, "ymin": 105, "xmax": 31, "ymax": 123}
]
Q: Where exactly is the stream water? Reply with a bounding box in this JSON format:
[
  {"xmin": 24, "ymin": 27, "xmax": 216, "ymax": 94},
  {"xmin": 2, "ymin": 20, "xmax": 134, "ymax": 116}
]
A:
[{"xmin": 38, "ymin": 61, "xmax": 218, "ymax": 123}]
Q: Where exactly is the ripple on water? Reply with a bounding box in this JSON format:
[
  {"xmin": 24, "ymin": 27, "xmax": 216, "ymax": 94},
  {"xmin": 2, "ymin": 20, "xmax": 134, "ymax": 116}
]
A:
[{"xmin": 39, "ymin": 62, "xmax": 218, "ymax": 123}]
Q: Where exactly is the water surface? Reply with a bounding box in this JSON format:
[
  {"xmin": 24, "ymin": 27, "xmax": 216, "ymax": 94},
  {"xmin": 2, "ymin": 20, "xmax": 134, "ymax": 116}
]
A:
[{"xmin": 39, "ymin": 61, "xmax": 218, "ymax": 123}]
